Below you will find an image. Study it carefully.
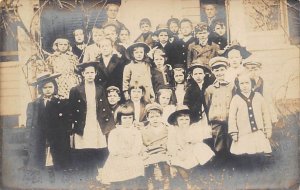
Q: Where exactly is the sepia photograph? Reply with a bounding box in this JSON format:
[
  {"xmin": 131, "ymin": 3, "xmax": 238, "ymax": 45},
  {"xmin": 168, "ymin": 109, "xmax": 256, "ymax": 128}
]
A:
[{"xmin": 0, "ymin": 0, "xmax": 299, "ymax": 189}]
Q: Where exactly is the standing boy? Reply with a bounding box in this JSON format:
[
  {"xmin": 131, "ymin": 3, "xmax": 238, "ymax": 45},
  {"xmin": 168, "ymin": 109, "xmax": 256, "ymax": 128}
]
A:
[
  {"xmin": 205, "ymin": 57, "xmax": 233, "ymax": 165},
  {"xmin": 134, "ymin": 18, "xmax": 155, "ymax": 47}
]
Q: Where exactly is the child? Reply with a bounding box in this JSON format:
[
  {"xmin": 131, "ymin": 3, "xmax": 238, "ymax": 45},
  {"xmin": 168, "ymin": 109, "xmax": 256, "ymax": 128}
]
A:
[
  {"xmin": 172, "ymin": 64, "xmax": 187, "ymax": 105},
  {"xmin": 141, "ymin": 103, "xmax": 170, "ymax": 190},
  {"xmin": 123, "ymin": 42, "xmax": 154, "ymax": 102},
  {"xmin": 117, "ymin": 26, "xmax": 131, "ymax": 49},
  {"xmin": 95, "ymin": 37, "xmax": 125, "ymax": 90},
  {"xmin": 176, "ymin": 18, "xmax": 196, "ymax": 68},
  {"xmin": 228, "ymin": 74, "xmax": 272, "ymax": 156},
  {"xmin": 83, "ymin": 26, "xmax": 104, "ymax": 62},
  {"xmin": 152, "ymin": 24, "xmax": 179, "ymax": 68},
  {"xmin": 209, "ymin": 19, "xmax": 228, "ymax": 53},
  {"xmin": 26, "ymin": 72, "xmax": 71, "ymax": 171},
  {"xmin": 45, "ymin": 37, "xmax": 79, "ymax": 99},
  {"xmin": 205, "ymin": 57, "xmax": 233, "ymax": 164},
  {"xmin": 183, "ymin": 61, "xmax": 211, "ymax": 122},
  {"xmin": 103, "ymin": 24, "xmax": 127, "ymax": 60},
  {"xmin": 167, "ymin": 105, "xmax": 215, "ymax": 189},
  {"xmin": 127, "ymin": 82, "xmax": 148, "ymax": 123},
  {"xmin": 150, "ymin": 48, "xmax": 174, "ymax": 94},
  {"xmin": 100, "ymin": 103, "xmax": 144, "ymax": 189},
  {"xmin": 106, "ymin": 86, "xmax": 122, "ymax": 116},
  {"xmin": 69, "ymin": 62, "xmax": 115, "ymax": 180},
  {"xmin": 224, "ymin": 44, "xmax": 252, "ymax": 83},
  {"xmin": 72, "ymin": 28, "xmax": 86, "ymax": 63},
  {"xmin": 156, "ymin": 87, "xmax": 176, "ymax": 124},
  {"xmin": 135, "ymin": 18, "xmax": 155, "ymax": 47},
  {"xmin": 167, "ymin": 17, "xmax": 180, "ymax": 43},
  {"xmin": 187, "ymin": 22, "xmax": 219, "ymax": 67}
]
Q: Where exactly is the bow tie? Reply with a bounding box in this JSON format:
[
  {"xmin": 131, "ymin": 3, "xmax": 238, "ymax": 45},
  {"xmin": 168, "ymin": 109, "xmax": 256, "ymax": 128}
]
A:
[{"xmin": 214, "ymin": 81, "xmax": 229, "ymax": 88}]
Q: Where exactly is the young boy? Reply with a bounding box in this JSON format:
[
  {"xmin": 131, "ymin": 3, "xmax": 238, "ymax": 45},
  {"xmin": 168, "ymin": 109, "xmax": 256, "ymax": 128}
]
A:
[
  {"xmin": 187, "ymin": 22, "xmax": 219, "ymax": 67},
  {"xmin": 72, "ymin": 28, "xmax": 86, "ymax": 63},
  {"xmin": 176, "ymin": 18, "xmax": 196, "ymax": 68},
  {"xmin": 152, "ymin": 24, "xmax": 179, "ymax": 68},
  {"xmin": 224, "ymin": 44, "xmax": 251, "ymax": 83},
  {"xmin": 69, "ymin": 62, "xmax": 115, "ymax": 180},
  {"xmin": 205, "ymin": 57, "xmax": 233, "ymax": 164},
  {"xmin": 141, "ymin": 103, "xmax": 170, "ymax": 190},
  {"xmin": 134, "ymin": 18, "xmax": 154, "ymax": 47},
  {"xmin": 106, "ymin": 86, "xmax": 122, "ymax": 116},
  {"xmin": 83, "ymin": 26, "xmax": 104, "ymax": 62},
  {"xmin": 26, "ymin": 72, "xmax": 71, "ymax": 171},
  {"xmin": 167, "ymin": 17, "xmax": 180, "ymax": 43}
]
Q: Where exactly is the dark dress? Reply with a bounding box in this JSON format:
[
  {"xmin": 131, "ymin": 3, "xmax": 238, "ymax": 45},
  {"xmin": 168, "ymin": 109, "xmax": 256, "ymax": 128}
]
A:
[{"xmin": 26, "ymin": 96, "xmax": 71, "ymax": 170}]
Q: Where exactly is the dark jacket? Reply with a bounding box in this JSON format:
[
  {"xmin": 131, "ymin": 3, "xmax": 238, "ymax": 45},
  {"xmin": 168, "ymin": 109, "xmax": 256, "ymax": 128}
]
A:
[
  {"xmin": 151, "ymin": 65, "xmax": 174, "ymax": 94},
  {"xmin": 69, "ymin": 84, "xmax": 115, "ymax": 136},
  {"xmin": 152, "ymin": 42, "xmax": 179, "ymax": 68},
  {"xmin": 126, "ymin": 100, "xmax": 148, "ymax": 122},
  {"xmin": 183, "ymin": 79, "xmax": 210, "ymax": 121},
  {"xmin": 95, "ymin": 54, "xmax": 126, "ymax": 91},
  {"xmin": 174, "ymin": 37, "xmax": 196, "ymax": 68},
  {"xmin": 134, "ymin": 31, "xmax": 155, "ymax": 47},
  {"xmin": 26, "ymin": 96, "xmax": 71, "ymax": 169}
]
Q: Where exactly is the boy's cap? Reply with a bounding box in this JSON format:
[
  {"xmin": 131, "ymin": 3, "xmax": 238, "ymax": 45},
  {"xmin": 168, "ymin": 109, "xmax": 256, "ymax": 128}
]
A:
[
  {"xmin": 77, "ymin": 61, "xmax": 98, "ymax": 70},
  {"xmin": 173, "ymin": 64, "xmax": 185, "ymax": 70},
  {"xmin": 194, "ymin": 22, "xmax": 208, "ymax": 33},
  {"xmin": 189, "ymin": 59, "xmax": 211, "ymax": 74},
  {"xmin": 107, "ymin": 86, "xmax": 120, "ymax": 94},
  {"xmin": 126, "ymin": 42, "xmax": 150, "ymax": 56},
  {"xmin": 242, "ymin": 59, "xmax": 262, "ymax": 67},
  {"xmin": 145, "ymin": 103, "xmax": 163, "ymax": 114},
  {"xmin": 31, "ymin": 72, "xmax": 61, "ymax": 86},
  {"xmin": 209, "ymin": 57, "xmax": 228, "ymax": 69},
  {"xmin": 154, "ymin": 24, "xmax": 172, "ymax": 36},
  {"xmin": 224, "ymin": 44, "xmax": 252, "ymax": 59}
]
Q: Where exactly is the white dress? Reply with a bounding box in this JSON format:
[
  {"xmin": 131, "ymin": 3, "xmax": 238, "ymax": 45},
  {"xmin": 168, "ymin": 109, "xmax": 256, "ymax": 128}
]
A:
[
  {"xmin": 167, "ymin": 124, "xmax": 215, "ymax": 170},
  {"xmin": 101, "ymin": 125, "xmax": 144, "ymax": 183},
  {"xmin": 74, "ymin": 84, "xmax": 107, "ymax": 149}
]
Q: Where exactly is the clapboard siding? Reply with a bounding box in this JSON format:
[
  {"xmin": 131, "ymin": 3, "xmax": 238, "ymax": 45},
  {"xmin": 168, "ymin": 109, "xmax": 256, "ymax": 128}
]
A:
[
  {"xmin": 181, "ymin": 0, "xmax": 200, "ymax": 21},
  {"xmin": 0, "ymin": 62, "xmax": 21, "ymax": 115}
]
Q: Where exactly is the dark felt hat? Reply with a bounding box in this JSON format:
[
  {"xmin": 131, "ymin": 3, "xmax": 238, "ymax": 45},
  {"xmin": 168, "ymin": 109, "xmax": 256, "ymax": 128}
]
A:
[
  {"xmin": 224, "ymin": 44, "xmax": 252, "ymax": 59},
  {"xmin": 106, "ymin": 0, "xmax": 121, "ymax": 6},
  {"xmin": 188, "ymin": 60, "xmax": 211, "ymax": 74},
  {"xmin": 30, "ymin": 72, "xmax": 61, "ymax": 86},
  {"xmin": 126, "ymin": 42, "xmax": 151, "ymax": 60},
  {"xmin": 77, "ymin": 62, "xmax": 98, "ymax": 70},
  {"xmin": 168, "ymin": 105, "xmax": 196, "ymax": 125}
]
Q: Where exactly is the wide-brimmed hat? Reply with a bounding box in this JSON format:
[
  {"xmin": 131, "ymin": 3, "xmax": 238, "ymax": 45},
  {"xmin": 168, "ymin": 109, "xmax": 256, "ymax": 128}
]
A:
[
  {"xmin": 188, "ymin": 60, "xmax": 211, "ymax": 74},
  {"xmin": 168, "ymin": 105, "xmax": 194, "ymax": 125},
  {"xmin": 30, "ymin": 72, "xmax": 61, "ymax": 86},
  {"xmin": 145, "ymin": 103, "xmax": 163, "ymax": 114},
  {"xmin": 154, "ymin": 24, "xmax": 172, "ymax": 36},
  {"xmin": 126, "ymin": 42, "xmax": 150, "ymax": 59},
  {"xmin": 77, "ymin": 61, "xmax": 98, "ymax": 71},
  {"xmin": 224, "ymin": 44, "xmax": 252, "ymax": 59}
]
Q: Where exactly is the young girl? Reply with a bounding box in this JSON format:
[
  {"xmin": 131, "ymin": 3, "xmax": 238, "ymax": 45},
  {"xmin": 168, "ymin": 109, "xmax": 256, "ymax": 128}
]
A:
[
  {"xmin": 72, "ymin": 28, "xmax": 86, "ymax": 63},
  {"xmin": 150, "ymin": 48, "xmax": 174, "ymax": 94},
  {"xmin": 83, "ymin": 27, "xmax": 105, "ymax": 62},
  {"xmin": 26, "ymin": 72, "xmax": 71, "ymax": 171},
  {"xmin": 117, "ymin": 26, "xmax": 131, "ymax": 49},
  {"xmin": 172, "ymin": 64, "xmax": 187, "ymax": 105},
  {"xmin": 156, "ymin": 88, "xmax": 176, "ymax": 124},
  {"xmin": 209, "ymin": 19, "xmax": 228, "ymax": 54},
  {"xmin": 45, "ymin": 38, "xmax": 79, "ymax": 99},
  {"xmin": 167, "ymin": 105, "xmax": 215, "ymax": 189},
  {"xmin": 141, "ymin": 103, "xmax": 170, "ymax": 190},
  {"xmin": 228, "ymin": 74, "xmax": 272, "ymax": 156},
  {"xmin": 123, "ymin": 42, "xmax": 154, "ymax": 102},
  {"xmin": 100, "ymin": 103, "xmax": 144, "ymax": 189}
]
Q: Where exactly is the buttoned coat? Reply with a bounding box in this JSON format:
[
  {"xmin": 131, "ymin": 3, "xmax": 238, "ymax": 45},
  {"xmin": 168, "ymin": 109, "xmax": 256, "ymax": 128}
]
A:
[
  {"xmin": 26, "ymin": 96, "xmax": 71, "ymax": 169},
  {"xmin": 152, "ymin": 41, "xmax": 179, "ymax": 68},
  {"xmin": 69, "ymin": 84, "xmax": 115, "ymax": 136},
  {"xmin": 95, "ymin": 54, "xmax": 126, "ymax": 91},
  {"xmin": 174, "ymin": 37, "xmax": 196, "ymax": 68}
]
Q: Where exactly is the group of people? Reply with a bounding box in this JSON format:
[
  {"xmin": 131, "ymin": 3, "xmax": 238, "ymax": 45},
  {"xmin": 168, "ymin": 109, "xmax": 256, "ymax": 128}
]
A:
[{"xmin": 26, "ymin": 2, "xmax": 277, "ymax": 190}]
